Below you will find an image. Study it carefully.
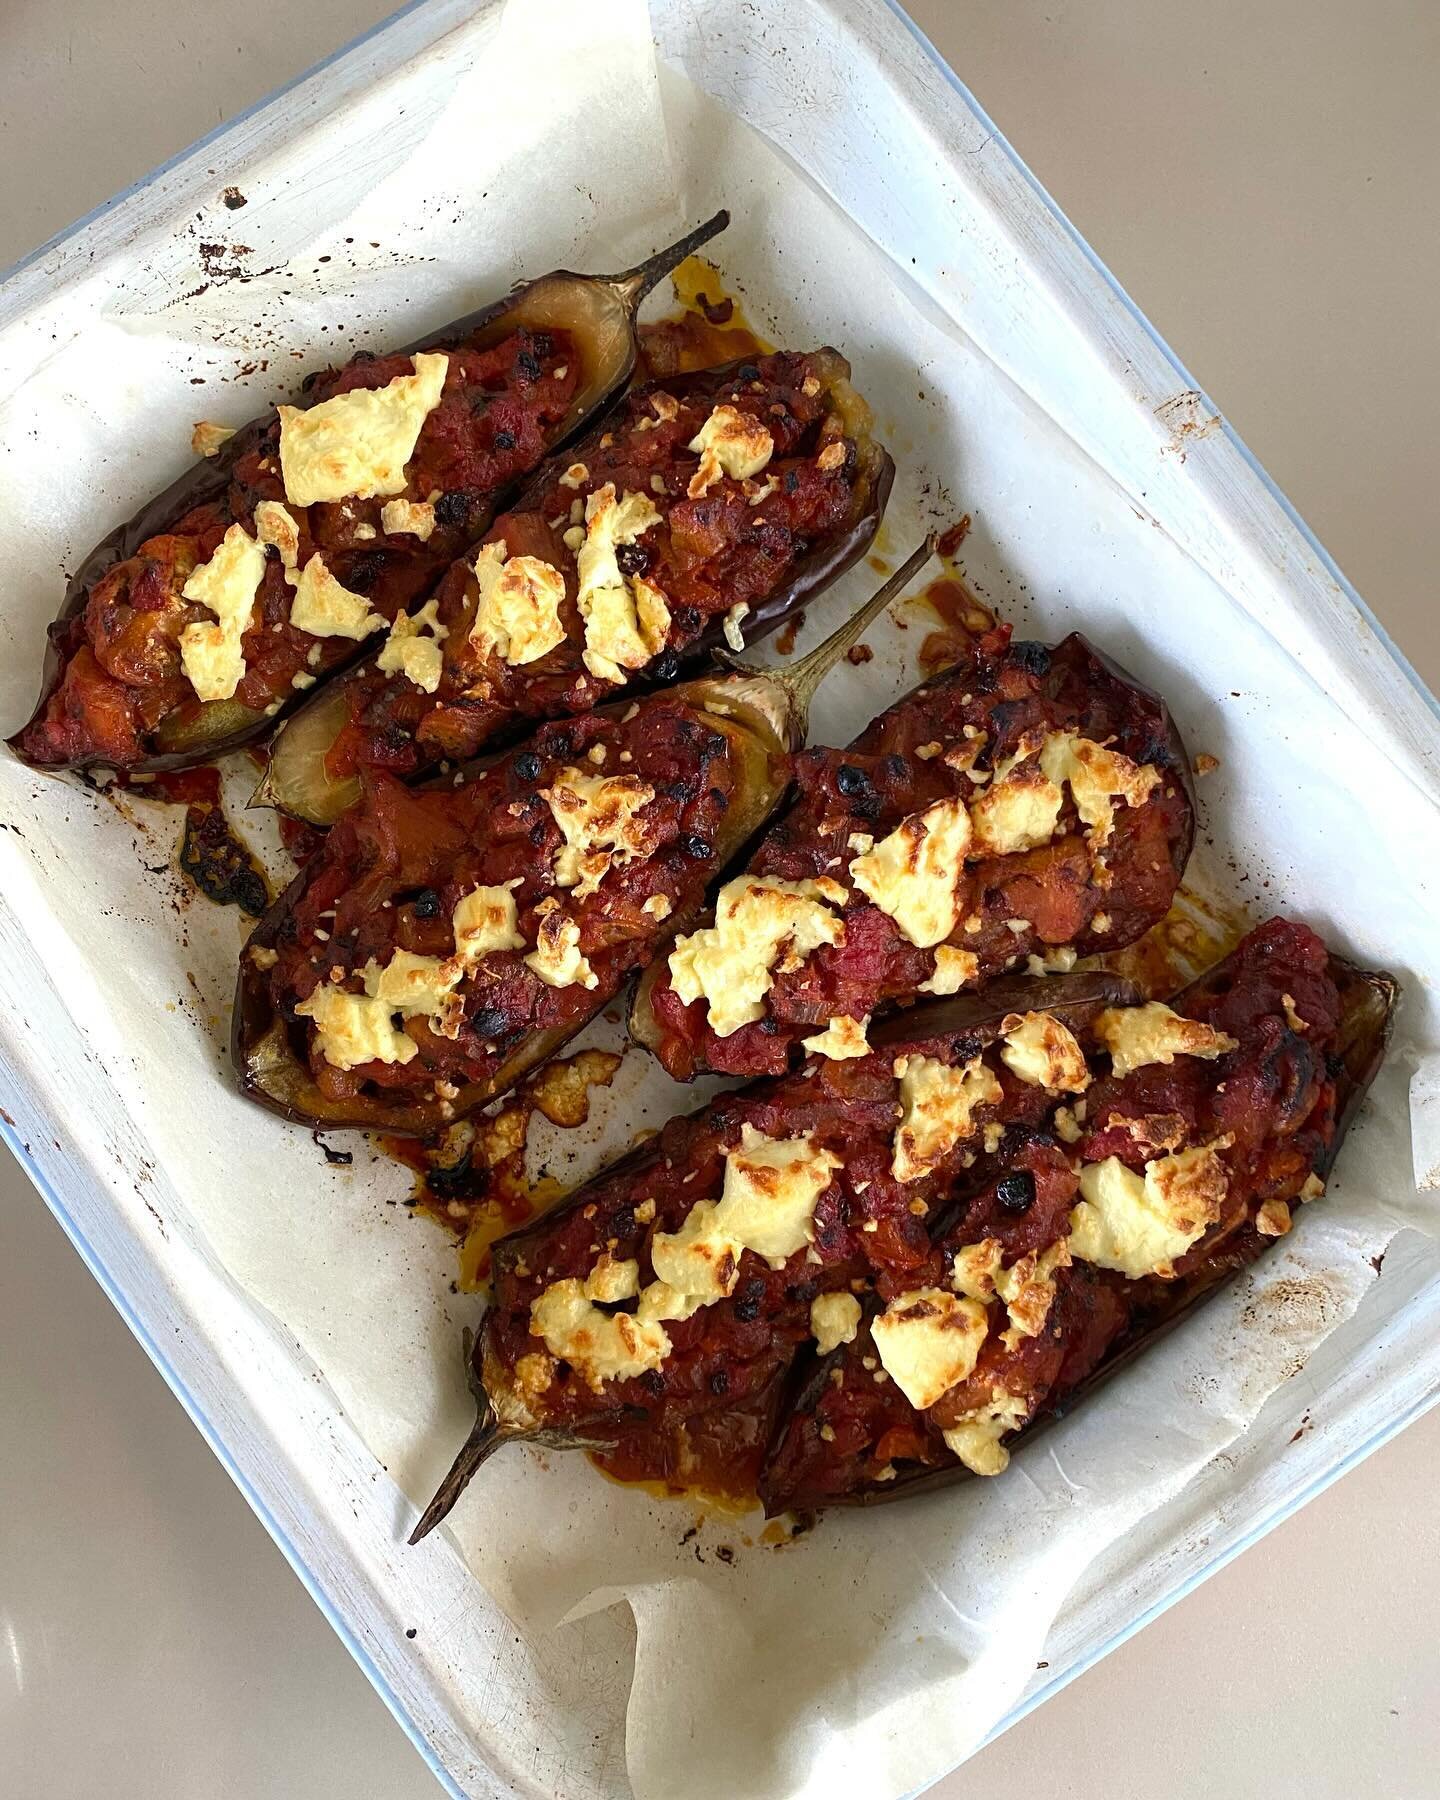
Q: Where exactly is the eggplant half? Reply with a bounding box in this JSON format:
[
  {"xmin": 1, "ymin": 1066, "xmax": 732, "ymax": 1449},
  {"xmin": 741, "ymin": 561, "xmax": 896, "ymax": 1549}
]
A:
[
  {"xmin": 409, "ymin": 967, "xmax": 1139, "ymax": 1542},
  {"xmin": 631, "ymin": 629, "xmax": 1198, "ymax": 1081},
  {"xmin": 757, "ymin": 919, "xmax": 1398, "ymax": 1512},
  {"xmin": 234, "ymin": 543, "xmax": 934, "ymax": 1137},
  {"xmin": 256, "ymin": 347, "xmax": 895, "ymax": 825},
  {"xmin": 9, "ymin": 213, "xmax": 729, "ymax": 775}
]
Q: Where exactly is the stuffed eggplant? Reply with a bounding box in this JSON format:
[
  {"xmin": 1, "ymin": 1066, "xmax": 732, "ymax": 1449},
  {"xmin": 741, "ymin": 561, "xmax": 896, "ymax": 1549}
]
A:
[
  {"xmin": 631, "ymin": 629, "xmax": 1196, "ymax": 1081},
  {"xmin": 9, "ymin": 214, "xmax": 729, "ymax": 774},
  {"xmin": 409, "ymin": 969, "xmax": 1137, "ymax": 1541},
  {"xmin": 257, "ymin": 347, "xmax": 895, "ymax": 824},
  {"xmin": 758, "ymin": 919, "xmax": 1397, "ymax": 1511},
  {"xmin": 234, "ymin": 542, "xmax": 934, "ymax": 1136}
]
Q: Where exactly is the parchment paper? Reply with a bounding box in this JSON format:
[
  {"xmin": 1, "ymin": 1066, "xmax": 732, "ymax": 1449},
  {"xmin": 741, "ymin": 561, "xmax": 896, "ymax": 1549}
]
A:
[{"xmin": 0, "ymin": 3, "xmax": 1437, "ymax": 1796}]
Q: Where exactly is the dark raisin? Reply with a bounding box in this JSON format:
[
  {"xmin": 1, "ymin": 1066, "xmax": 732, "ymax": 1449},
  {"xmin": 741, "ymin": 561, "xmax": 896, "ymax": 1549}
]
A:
[
  {"xmin": 682, "ymin": 834, "xmax": 712, "ymax": 860},
  {"xmin": 700, "ymin": 732, "xmax": 729, "ymax": 761},
  {"xmin": 514, "ymin": 751, "xmax": 542, "ymax": 781},
  {"xmin": 653, "ymin": 649, "xmax": 681, "ymax": 681},
  {"xmin": 1009, "ymin": 641, "xmax": 1051, "ymax": 677},
  {"xmin": 785, "ymin": 1279, "xmax": 819, "ymax": 1304},
  {"xmin": 733, "ymin": 1279, "xmax": 765, "ymax": 1322},
  {"xmin": 706, "ymin": 787, "xmax": 730, "ymax": 813},
  {"xmin": 434, "ymin": 491, "xmax": 469, "ymax": 527},
  {"xmin": 412, "ymin": 888, "xmax": 441, "ymax": 919},
  {"xmin": 531, "ymin": 331, "xmax": 554, "ymax": 358},
  {"xmin": 470, "ymin": 1006, "xmax": 507, "ymax": 1037},
  {"xmin": 835, "ymin": 764, "xmax": 869, "ymax": 797},
  {"xmin": 639, "ymin": 1369, "xmax": 666, "ymax": 1397},
  {"xmin": 674, "ymin": 605, "xmax": 702, "ymax": 634},
  {"xmin": 616, "ymin": 542, "xmax": 651, "ymax": 577},
  {"xmin": 664, "ymin": 777, "xmax": 697, "ymax": 802},
  {"xmin": 996, "ymin": 1172, "xmax": 1036, "ymax": 1214},
  {"xmin": 738, "ymin": 364, "xmax": 760, "ymax": 382},
  {"xmin": 492, "ymin": 428, "xmax": 516, "ymax": 451},
  {"xmin": 783, "ymin": 469, "xmax": 799, "ymax": 494},
  {"xmin": 708, "ymin": 1369, "xmax": 730, "ymax": 1396},
  {"xmin": 345, "ymin": 551, "xmax": 386, "ymax": 592},
  {"xmin": 529, "ymin": 820, "xmax": 549, "ymax": 846},
  {"xmin": 516, "ymin": 350, "xmax": 542, "ymax": 382}
]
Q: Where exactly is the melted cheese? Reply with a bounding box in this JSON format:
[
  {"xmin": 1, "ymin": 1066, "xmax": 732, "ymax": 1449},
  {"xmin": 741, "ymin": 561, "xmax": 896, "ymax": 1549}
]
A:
[
  {"xmin": 191, "ymin": 419, "xmax": 235, "ymax": 458},
  {"xmin": 801, "ymin": 1015, "xmax": 871, "ymax": 1060},
  {"xmin": 810, "ymin": 1291, "xmax": 862, "ymax": 1355},
  {"xmin": 451, "ymin": 883, "xmax": 525, "ymax": 960},
  {"xmin": 541, "ymin": 768, "xmax": 657, "ymax": 899},
  {"xmin": 524, "ymin": 906, "xmax": 597, "ymax": 990},
  {"xmin": 919, "ymin": 945, "xmax": 978, "ymax": 995},
  {"xmin": 644, "ymin": 1125, "xmax": 842, "ymax": 1320},
  {"xmin": 253, "ymin": 500, "xmax": 302, "ymax": 582},
  {"xmin": 968, "ymin": 760, "xmax": 1064, "ymax": 855},
  {"xmin": 362, "ymin": 948, "xmax": 465, "ymax": 1038},
  {"xmin": 999, "ymin": 1010, "xmax": 1091, "ymax": 1093},
  {"xmin": 179, "ymin": 523, "xmax": 266, "ymax": 700},
  {"xmin": 529, "ymin": 1279, "xmax": 671, "ymax": 1390},
  {"xmin": 892, "ymin": 1053, "xmax": 1003, "ymax": 1182},
  {"xmin": 941, "ymin": 1389, "xmax": 1031, "ymax": 1476},
  {"xmin": 1094, "ymin": 1001, "xmax": 1238, "ymax": 1076},
  {"xmin": 1038, "ymin": 731, "xmax": 1161, "ymax": 849},
  {"xmin": 294, "ymin": 984, "xmax": 418, "ymax": 1070},
  {"xmin": 574, "ymin": 484, "xmax": 666, "ymax": 681},
  {"xmin": 289, "ymin": 555, "xmax": 386, "ymax": 640},
  {"xmin": 686, "ymin": 404, "xmax": 774, "ymax": 498},
  {"xmin": 667, "ymin": 876, "xmax": 847, "ymax": 1037},
  {"xmin": 278, "ymin": 352, "xmax": 448, "ymax": 506},
  {"xmin": 380, "ymin": 497, "xmax": 437, "ymax": 541},
  {"xmin": 850, "ymin": 797, "xmax": 972, "ymax": 947},
  {"xmin": 377, "ymin": 598, "xmax": 448, "ymax": 693},
  {"xmin": 469, "ymin": 541, "xmax": 568, "ymax": 667},
  {"xmin": 584, "ymin": 1254, "xmax": 641, "ymax": 1304},
  {"xmin": 1069, "ymin": 1143, "xmax": 1230, "ymax": 1278},
  {"xmin": 870, "ymin": 1289, "xmax": 989, "ymax": 1411}
]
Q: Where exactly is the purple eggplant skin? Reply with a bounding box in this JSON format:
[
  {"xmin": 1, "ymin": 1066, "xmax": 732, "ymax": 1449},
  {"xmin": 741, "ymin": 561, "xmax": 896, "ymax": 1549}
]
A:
[
  {"xmin": 406, "ymin": 968, "xmax": 1141, "ymax": 1544},
  {"xmin": 256, "ymin": 347, "xmax": 896, "ymax": 827},
  {"xmin": 774, "ymin": 952, "xmax": 1398, "ymax": 1511},
  {"xmin": 7, "ymin": 212, "xmax": 730, "ymax": 777}
]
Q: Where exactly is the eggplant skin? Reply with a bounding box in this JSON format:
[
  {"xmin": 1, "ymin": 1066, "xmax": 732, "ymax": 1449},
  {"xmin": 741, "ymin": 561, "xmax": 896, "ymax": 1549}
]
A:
[{"xmin": 777, "ymin": 950, "xmax": 1398, "ymax": 1512}]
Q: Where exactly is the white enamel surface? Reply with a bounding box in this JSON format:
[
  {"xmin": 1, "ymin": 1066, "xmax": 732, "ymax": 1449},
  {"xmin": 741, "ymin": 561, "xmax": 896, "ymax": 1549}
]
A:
[{"xmin": 1, "ymin": 1, "xmax": 1438, "ymax": 1798}]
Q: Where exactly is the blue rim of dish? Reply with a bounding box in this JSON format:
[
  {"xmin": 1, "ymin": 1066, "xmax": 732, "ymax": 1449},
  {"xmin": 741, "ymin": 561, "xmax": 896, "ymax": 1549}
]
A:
[{"xmin": 4, "ymin": 0, "xmax": 1438, "ymax": 1793}]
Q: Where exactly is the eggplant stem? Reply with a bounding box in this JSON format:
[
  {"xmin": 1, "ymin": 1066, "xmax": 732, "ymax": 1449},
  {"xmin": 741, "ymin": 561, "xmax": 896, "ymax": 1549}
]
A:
[
  {"xmin": 408, "ymin": 1329, "xmax": 508, "ymax": 1545},
  {"xmin": 724, "ymin": 535, "xmax": 936, "ymax": 730},
  {"xmin": 605, "ymin": 209, "xmax": 731, "ymax": 310}
]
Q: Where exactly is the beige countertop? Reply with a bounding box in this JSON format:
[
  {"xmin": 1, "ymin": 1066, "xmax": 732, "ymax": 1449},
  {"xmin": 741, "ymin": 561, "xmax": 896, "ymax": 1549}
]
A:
[{"xmin": 1, "ymin": 2, "xmax": 1436, "ymax": 1796}]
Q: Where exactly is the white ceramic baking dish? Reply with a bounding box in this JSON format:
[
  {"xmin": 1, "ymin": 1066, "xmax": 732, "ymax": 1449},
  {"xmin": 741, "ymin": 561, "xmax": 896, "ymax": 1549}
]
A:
[{"xmin": 1, "ymin": 2, "xmax": 1436, "ymax": 1795}]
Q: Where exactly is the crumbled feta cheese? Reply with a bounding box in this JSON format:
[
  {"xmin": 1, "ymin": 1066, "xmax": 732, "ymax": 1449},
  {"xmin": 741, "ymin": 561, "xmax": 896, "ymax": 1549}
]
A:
[
  {"xmin": 870, "ymin": 1289, "xmax": 988, "ymax": 1410},
  {"xmin": 289, "ymin": 554, "xmax": 386, "ymax": 640},
  {"xmin": 667, "ymin": 875, "xmax": 847, "ymax": 1037},
  {"xmin": 801, "ymin": 1015, "xmax": 872, "ymax": 1060},
  {"xmin": 999, "ymin": 1010, "xmax": 1091, "ymax": 1093},
  {"xmin": 810, "ymin": 1291, "xmax": 862, "ymax": 1355},
  {"xmin": 891, "ymin": 1053, "xmax": 1003, "ymax": 1182},
  {"xmin": 1093, "ymin": 1002, "xmax": 1238, "ymax": 1076},
  {"xmin": 687, "ymin": 404, "xmax": 774, "ymax": 497},
  {"xmin": 179, "ymin": 523, "xmax": 266, "ymax": 700},
  {"xmin": 850, "ymin": 797, "xmax": 972, "ymax": 948},
  {"xmin": 1068, "ymin": 1141, "xmax": 1231, "ymax": 1278},
  {"xmin": 278, "ymin": 352, "xmax": 448, "ymax": 506},
  {"xmin": 377, "ymin": 598, "xmax": 448, "ymax": 693}
]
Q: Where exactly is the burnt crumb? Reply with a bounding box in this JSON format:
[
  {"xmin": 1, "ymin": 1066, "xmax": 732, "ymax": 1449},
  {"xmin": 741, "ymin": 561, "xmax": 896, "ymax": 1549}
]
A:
[
  {"xmin": 221, "ymin": 186, "xmax": 248, "ymax": 210},
  {"xmin": 846, "ymin": 644, "xmax": 874, "ymax": 666},
  {"xmin": 492, "ymin": 428, "xmax": 516, "ymax": 451},
  {"xmin": 698, "ymin": 293, "xmax": 734, "ymax": 325},
  {"xmin": 426, "ymin": 1149, "xmax": 484, "ymax": 1202},
  {"xmin": 714, "ymin": 1544, "xmax": 736, "ymax": 1567},
  {"xmin": 179, "ymin": 802, "xmax": 269, "ymax": 916},
  {"xmin": 405, "ymin": 1628, "xmax": 417, "ymax": 1640},
  {"xmin": 313, "ymin": 1135, "xmax": 353, "ymax": 1167},
  {"xmin": 679, "ymin": 1524, "xmax": 699, "ymax": 1547}
]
